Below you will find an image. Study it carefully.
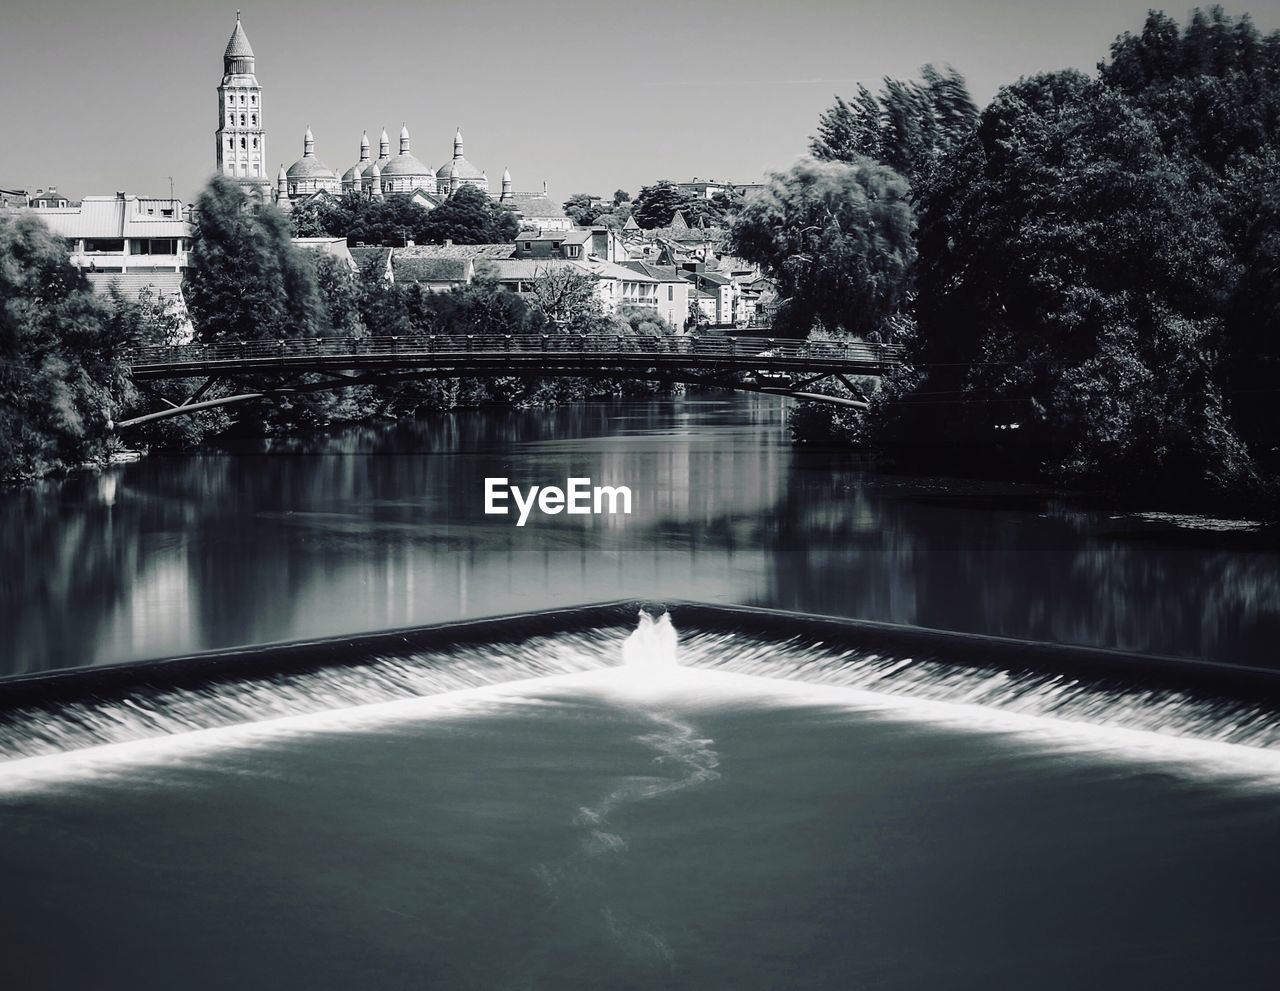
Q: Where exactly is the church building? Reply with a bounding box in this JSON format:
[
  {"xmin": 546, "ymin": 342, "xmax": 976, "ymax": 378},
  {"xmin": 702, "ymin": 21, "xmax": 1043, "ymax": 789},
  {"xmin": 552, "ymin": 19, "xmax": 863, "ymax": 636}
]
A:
[{"xmin": 217, "ymin": 15, "xmax": 568, "ymax": 230}]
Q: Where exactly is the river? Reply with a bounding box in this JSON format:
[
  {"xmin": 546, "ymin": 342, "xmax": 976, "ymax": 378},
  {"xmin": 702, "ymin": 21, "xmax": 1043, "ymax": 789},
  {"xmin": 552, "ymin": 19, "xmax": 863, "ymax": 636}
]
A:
[
  {"xmin": 5, "ymin": 393, "xmax": 1280, "ymax": 989},
  {"xmin": 2, "ymin": 392, "xmax": 1276, "ymax": 675}
]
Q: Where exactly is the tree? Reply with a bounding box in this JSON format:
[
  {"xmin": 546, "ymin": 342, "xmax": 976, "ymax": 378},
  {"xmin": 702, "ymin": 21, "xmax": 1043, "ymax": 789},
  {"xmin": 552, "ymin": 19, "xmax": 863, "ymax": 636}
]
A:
[
  {"xmin": 346, "ymin": 196, "xmax": 433, "ymax": 246},
  {"xmin": 562, "ymin": 193, "xmax": 606, "ymax": 227},
  {"xmin": 727, "ymin": 157, "xmax": 916, "ymax": 338},
  {"xmin": 420, "ymin": 186, "xmax": 519, "ymax": 244},
  {"xmin": 527, "ymin": 267, "xmax": 602, "ymax": 328},
  {"xmin": 905, "ymin": 68, "xmax": 1258, "ymax": 495},
  {"xmin": 184, "ymin": 175, "xmax": 321, "ymax": 342},
  {"xmin": 811, "ymin": 65, "xmax": 978, "ymax": 187},
  {"xmin": 290, "ymin": 193, "xmax": 366, "ymax": 239},
  {"xmin": 0, "ymin": 215, "xmax": 136, "ymax": 479},
  {"xmin": 631, "ymin": 181, "xmax": 697, "ymax": 229}
]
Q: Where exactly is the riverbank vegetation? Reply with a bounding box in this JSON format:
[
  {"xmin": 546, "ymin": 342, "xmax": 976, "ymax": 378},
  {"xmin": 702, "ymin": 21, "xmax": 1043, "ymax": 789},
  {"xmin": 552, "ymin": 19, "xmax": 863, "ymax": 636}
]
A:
[
  {"xmin": 748, "ymin": 7, "xmax": 1280, "ymax": 514},
  {"xmin": 0, "ymin": 175, "xmax": 676, "ymax": 482}
]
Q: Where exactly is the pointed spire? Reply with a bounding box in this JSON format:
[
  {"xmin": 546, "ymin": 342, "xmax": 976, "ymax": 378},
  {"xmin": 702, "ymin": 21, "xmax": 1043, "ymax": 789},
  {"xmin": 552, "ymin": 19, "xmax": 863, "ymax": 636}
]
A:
[
  {"xmin": 360, "ymin": 130, "xmax": 370, "ymax": 160},
  {"xmin": 303, "ymin": 127, "xmax": 314, "ymax": 157},
  {"xmin": 379, "ymin": 128, "xmax": 390, "ymax": 158},
  {"xmin": 454, "ymin": 128, "xmax": 464, "ymax": 158},
  {"xmin": 501, "ymin": 167, "xmax": 513, "ymax": 201},
  {"xmin": 224, "ymin": 12, "xmax": 255, "ymax": 63},
  {"xmin": 276, "ymin": 163, "xmax": 288, "ymax": 196},
  {"xmin": 399, "ymin": 123, "xmax": 411, "ymax": 154},
  {"xmin": 370, "ymin": 160, "xmax": 383, "ymax": 199}
]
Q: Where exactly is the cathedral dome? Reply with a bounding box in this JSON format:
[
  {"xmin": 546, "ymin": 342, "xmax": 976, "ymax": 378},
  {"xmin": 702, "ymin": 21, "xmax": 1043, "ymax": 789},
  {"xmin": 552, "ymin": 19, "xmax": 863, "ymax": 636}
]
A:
[
  {"xmin": 286, "ymin": 129, "xmax": 340, "ymax": 190},
  {"xmin": 287, "ymin": 156, "xmax": 337, "ymax": 180},
  {"xmin": 436, "ymin": 129, "xmax": 487, "ymax": 192},
  {"xmin": 381, "ymin": 153, "xmax": 433, "ymax": 178},
  {"xmin": 380, "ymin": 125, "xmax": 434, "ymax": 189}
]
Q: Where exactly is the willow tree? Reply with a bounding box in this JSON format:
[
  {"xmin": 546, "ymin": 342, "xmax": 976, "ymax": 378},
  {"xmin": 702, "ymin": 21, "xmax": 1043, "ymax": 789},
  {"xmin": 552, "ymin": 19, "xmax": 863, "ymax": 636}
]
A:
[{"xmin": 727, "ymin": 157, "xmax": 915, "ymax": 339}]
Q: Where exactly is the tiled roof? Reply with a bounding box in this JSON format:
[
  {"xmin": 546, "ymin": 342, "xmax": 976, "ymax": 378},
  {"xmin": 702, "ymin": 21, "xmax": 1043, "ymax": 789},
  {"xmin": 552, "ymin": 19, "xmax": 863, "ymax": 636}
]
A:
[
  {"xmin": 225, "ymin": 19, "xmax": 254, "ymax": 59},
  {"xmin": 392, "ymin": 256, "xmax": 472, "ymax": 283},
  {"xmin": 482, "ymin": 258, "xmax": 595, "ymax": 280},
  {"xmin": 508, "ymin": 196, "xmax": 567, "ymax": 219},
  {"xmin": 483, "ymin": 257, "xmax": 658, "ymax": 284},
  {"xmin": 396, "ymin": 243, "xmax": 515, "ymax": 260},
  {"xmin": 620, "ymin": 261, "xmax": 686, "ymax": 283}
]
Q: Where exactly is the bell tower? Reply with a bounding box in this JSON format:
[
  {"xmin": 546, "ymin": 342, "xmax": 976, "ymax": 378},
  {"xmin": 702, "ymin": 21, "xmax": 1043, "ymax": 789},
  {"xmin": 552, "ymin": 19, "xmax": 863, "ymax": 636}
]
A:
[{"xmin": 215, "ymin": 13, "xmax": 270, "ymax": 203}]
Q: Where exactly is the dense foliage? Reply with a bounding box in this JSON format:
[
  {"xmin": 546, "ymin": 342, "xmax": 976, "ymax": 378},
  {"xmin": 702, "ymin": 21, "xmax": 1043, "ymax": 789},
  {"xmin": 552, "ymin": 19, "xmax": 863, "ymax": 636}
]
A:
[
  {"xmin": 810, "ymin": 64, "xmax": 978, "ymax": 186},
  {"xmin": 789, "ymin": 7, "xmax": 1280, "ymax": 511},
  {"xmin": 563, "ymin": 190, "xmax": 634, "ymax": 228},
  {"xmin": 0, "ymin": 215, "xmax": 182, "ymax": 480},
  {"xmin": 186, "ymin": 176, "xmax": 321, "ymax": 342},
  {"xmin": 291, "ymin": 188, "xmax": 519, "ymax": 246},
  {"xmin": 728, "ymin": 157, "xmax": 915, "ymax": 338},
  {"xmin": 631, "ymin": 181, "xmax": 738, "ymax": 229}
]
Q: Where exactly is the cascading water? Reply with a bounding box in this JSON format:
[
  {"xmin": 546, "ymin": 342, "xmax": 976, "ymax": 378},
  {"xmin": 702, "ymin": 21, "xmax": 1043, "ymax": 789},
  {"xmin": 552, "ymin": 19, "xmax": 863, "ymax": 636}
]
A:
[{"xmin": 2, "ymin": 605, "xmax": 1280, "ymax": 778}]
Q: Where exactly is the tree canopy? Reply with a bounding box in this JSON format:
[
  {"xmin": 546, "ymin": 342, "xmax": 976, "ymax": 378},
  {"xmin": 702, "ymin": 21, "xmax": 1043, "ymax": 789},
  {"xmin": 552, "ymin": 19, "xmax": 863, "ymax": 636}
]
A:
[
  {"xmin": 728, "ymin": 157, "xmax": 916, "ymax": 338},
  {"xmin": 630, "ymin": 181, "xmax": 736, "ymax": 229},
  {"xmin": 810, "ymin": 65, "xmax": 978, "ymax": 187},
  {"xmin": 894, "ymin": 2, "xmax": 1280, "ymax": 501},
  {"xmin": 185, "ymin": 175, "xmax": 321, "ymax": 342},
  {"xmin": 420, "ymin": 186, "xmax": 519, "ymax": 244}
]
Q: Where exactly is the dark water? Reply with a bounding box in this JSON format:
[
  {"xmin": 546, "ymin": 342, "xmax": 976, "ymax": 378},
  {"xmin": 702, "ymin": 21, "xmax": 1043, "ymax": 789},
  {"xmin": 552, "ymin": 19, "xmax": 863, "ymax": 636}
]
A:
[
  {"xmin": 3, "ymin": 393, "xmax": 1276, "ymax": 675},
  {"xmin": 3, "ymin": 668, "xmax": 1279, "ymax": 990},
  {"xmin": 5, "ymin": 397, "xmax": 1280, "ymax": 989}
]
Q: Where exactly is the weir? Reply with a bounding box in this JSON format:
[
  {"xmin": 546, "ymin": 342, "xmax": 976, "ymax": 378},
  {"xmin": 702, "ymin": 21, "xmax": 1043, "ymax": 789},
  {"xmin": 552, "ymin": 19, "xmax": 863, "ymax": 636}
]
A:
[{"xmin": 2, "ymin": 601, "xmax": 1279, "ymax": 763}]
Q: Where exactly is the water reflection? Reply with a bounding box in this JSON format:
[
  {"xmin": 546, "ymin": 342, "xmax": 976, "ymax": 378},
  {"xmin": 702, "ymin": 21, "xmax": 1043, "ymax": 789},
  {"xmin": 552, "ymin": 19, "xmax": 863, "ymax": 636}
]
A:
[{"xmin": 1, "ymin": 394, "xmax": 1277, "ymax": 674}]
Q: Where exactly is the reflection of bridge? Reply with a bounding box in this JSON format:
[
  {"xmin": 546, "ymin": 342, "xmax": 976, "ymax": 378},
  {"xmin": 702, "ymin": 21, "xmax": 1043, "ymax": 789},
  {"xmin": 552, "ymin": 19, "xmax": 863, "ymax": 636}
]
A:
[{"xmin": 118, "ymin": 333, "xmax": 904, "ymax": 429}]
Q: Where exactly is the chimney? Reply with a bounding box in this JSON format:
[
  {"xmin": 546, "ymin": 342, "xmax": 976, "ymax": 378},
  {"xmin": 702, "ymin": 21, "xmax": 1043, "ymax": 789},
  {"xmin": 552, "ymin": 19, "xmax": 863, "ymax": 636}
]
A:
[
  {"xmin": 116, "ymin": 191, "xmax": 126, "ymax": 200},
  {"xmin": 444, "ymin": 239, "xmax": 452, "ymax": 248}
]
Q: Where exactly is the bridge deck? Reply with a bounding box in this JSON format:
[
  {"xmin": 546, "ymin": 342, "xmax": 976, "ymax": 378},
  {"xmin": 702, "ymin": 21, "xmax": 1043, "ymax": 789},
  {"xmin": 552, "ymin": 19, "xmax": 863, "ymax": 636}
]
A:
[{"xmin": 127, "ymin": 333, "xmax": 904, "ymax": 380}]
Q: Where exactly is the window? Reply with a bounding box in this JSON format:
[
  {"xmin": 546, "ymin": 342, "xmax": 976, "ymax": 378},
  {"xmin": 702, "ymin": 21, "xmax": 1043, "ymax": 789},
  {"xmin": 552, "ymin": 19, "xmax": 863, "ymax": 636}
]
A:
[
  {"xmin": 252, "ymin": 138, "xmax": 258, "ymax": 149},
  {"xmin": 130, "ymin": 239, "xmax": 178, "ymax": 255},
  {"xmin": 668, "ymin": 286, "xmax": 674, "ymax": 301},
  {"xmin": 251, "ymin": 115, "xmax": 257, "ymax": 126},
  {"xmin": 240, "ymin": 114, "xmax": 246, "ymax": 126},
  {"xmin": 84, "ymin": 238, "xmax": 125, "ymax": 253},
  {"xmin": 566, "ymin": 245, "xmax": 580, "ymax": 258},
  {"xmin": 251, "ymin": 94, "xmax": 256, "ymax": 105},
  {"xmin": 240, "ymin": 137, "xmax": 246, "ymax": 149}
]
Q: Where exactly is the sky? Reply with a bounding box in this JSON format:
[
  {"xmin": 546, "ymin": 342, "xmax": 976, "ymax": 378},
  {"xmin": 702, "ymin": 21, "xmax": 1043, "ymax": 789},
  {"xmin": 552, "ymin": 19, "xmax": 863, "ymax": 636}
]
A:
[{"xmin": 4, "ymin": 0, "xmax": 1280, "ymax": 203}]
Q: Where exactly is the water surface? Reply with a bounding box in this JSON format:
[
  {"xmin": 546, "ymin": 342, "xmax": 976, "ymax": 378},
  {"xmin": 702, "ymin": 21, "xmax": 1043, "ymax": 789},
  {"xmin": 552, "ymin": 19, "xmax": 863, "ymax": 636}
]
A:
[
  {"xmin": 3, "ymin": 668, "xmax": 1278, "ymax": 990},
  {"xmin": 3, "ymin": 394, "xmax": 1277, "ymax": 674}
]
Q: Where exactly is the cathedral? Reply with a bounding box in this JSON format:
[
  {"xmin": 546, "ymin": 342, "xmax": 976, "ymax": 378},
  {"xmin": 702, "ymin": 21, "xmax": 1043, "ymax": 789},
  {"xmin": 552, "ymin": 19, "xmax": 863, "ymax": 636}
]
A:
[{"xmin": 216, "ymin": 14, "xmax": 565, "ymax": 227}]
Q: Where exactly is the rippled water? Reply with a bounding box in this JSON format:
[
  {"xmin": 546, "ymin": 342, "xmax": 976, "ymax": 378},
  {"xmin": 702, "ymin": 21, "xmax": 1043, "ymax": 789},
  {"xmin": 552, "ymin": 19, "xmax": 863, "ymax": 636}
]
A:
[
  {"xmin": 3, "ymin": 394, "xmax": 1277, "ymax": 675},
  {"xmin": 3, "ymin": 666, "xmax": 1279, "ymax": 989}
]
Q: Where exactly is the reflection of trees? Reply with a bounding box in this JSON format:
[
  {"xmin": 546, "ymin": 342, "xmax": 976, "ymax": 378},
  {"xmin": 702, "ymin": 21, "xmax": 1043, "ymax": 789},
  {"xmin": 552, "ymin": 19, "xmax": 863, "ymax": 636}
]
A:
[
  {"xmin": 757, "ymin": 466, "xmax": 1280, "ymax": 667},
  {"xmin": 6, "ymin": 392, "xmax": 1276, "ymax": 675}
]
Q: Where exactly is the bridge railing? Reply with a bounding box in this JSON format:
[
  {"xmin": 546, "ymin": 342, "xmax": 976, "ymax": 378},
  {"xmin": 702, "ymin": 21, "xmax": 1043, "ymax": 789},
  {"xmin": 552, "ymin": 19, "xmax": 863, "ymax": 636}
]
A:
[{"xmin": 127, "ymin": 333, "xmax": 904, "ymax": 368}]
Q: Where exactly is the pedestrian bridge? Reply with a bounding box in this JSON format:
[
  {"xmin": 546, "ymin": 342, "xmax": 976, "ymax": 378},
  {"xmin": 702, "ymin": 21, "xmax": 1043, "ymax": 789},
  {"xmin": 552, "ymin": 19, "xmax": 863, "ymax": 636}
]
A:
[{"xmin": 118, "ymin": 333, "xmax": 904, "ymax": 429}]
